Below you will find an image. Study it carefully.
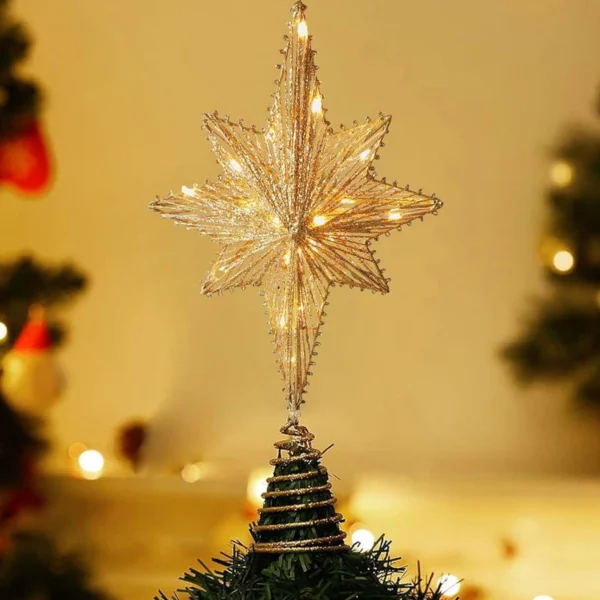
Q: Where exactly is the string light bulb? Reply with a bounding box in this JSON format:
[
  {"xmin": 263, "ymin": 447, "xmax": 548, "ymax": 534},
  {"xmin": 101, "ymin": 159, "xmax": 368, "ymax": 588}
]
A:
[
  {"xmin": 552, "ymin": 249, "xmax": 575, "ymax": 274},
  {"xmin": 311, "ymin": 93, "xmax": 322, "ymax": 114},
  {"xmin": 351, "ymin": 527, "xmax": 375, "ymax": 552},
  {"xmin": 77, "ymin": 449, "xmax": 105, "ymax": 480},
  {"xmin": 181, "ymin": 185, "xmax": 195, "ymax": 197},
  {"xmin": 437, "ymin": 574, "xmax": 461, "ymax": 597},
  {"xmin": 230, "ymin": 159, "xmax": 243, "ymax": 173},
  {"xmin": 550, "ymin": 160, "xmax": 573, "ymax": 187},
  {"xmin": 359, "ymin": 149, "xmax": 372, "ymax": 161},
  {"xmin": 297, "ymin": 20, "xmax": 308, "ymax": 39},
  {"xmin": 313, "ymin": 215, "xmax": 327, "ymax": 226},
  {"xmin": 0, "ymin": 321, "xmax": 7, "ymax": 342},
  {"xmin": 389, "ymin": 210, "xmax": 401, "ymax": 221}
]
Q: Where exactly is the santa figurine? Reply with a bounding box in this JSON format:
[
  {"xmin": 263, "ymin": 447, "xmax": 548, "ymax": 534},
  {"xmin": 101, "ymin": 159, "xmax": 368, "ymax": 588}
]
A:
[{"xmin": 1, "ymin": 306, "xmax": 64, "ymax": 416}]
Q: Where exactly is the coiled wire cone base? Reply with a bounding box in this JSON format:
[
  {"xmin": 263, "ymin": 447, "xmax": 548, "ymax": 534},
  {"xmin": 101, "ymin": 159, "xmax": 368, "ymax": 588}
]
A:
[{"xmin": 250, "ymin": 423, "xmax": 349, "ymax": 554}]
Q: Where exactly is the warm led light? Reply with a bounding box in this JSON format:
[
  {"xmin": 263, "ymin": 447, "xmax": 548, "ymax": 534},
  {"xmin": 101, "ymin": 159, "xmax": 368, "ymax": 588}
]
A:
[
  {"xmin": 341, "ymin": 198, "xmax": 355, "ymax": 205},
  {"xmin": 230, "ymin": 159, "xmax": 243, "ymax": 173},
  {"xmin": 279, "ymin": 315, "xmax": 287, "ymax": 328},
  {"xmin": 0, "ymin": 322, "xmax": 7, "ymax": 342},
  {"xmin": 532, "ymin": 596, "xmax": 554, "ymax": 600},
  {"xmin": 273, "ymin": 215, "xmax": 282, "ymax": 227},
  {"xmin": 181, "ymin": 185, "xmax": 195, "ymax": 197},
  {"xmin": 359, "ymin": 149, "xmax": 372, "ymax": 161},
  {"xmin": 313, "ymin": 215, "xmax": 327, "ymax": 227},
  {"xmin": 552, "ymin": 249, "xmax": 575, "ymax": 273},
  {"xmin": 438, "ymin": 574, "xmax": 461, "ymax": 597},
  {"xmin": 351, "ymin": 528, "xmax": 375, "ymax": 552},
  {"xmin": 181, "ymin": 462, "xmax": 202, "ymax": 483},
  {"xmin": 247, "ymin": 468, "xmax": 272, "ymax": 507},
  {"xmin": 78, "ymin": 450, "xmax": 104, "ymax": 480},
  {"xmin": 550, "ymin": 160, "xmax": 573, "ymax": 187},
  {"xmin": 291, "ymin": 355, "xmax": 297, "ymax": 364},
  {"xmin": 284, "ymin": 250, "xmax": 291, "ymax": 265},
  {"xmin": 311, "ymin": 94, "xmax": 322, "ymax": 114},
  {"xmin": 297, "ymin": 20, "xmax": 308, "ymax": 39},
  {"xmin": 389, "ymin": 210, "xmax": 401, "ymax": 221}
]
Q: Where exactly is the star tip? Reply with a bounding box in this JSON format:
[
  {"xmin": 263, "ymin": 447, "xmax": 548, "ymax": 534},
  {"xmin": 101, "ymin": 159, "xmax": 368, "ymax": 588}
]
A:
[{"xmin": 292, "ymin": 1, "xmax": 307, "ymax": 15}]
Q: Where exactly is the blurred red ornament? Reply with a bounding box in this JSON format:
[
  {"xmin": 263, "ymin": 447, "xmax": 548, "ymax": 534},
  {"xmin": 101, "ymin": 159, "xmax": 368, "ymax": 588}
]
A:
[
  {"xmin": 500, "ymin": 537, "xmax": 518, "ymax": 561},
  {"xmin": 116, "ymin": 421, "xmax": 148, "ymax": 471},
  {"xmin": 0, "ymin": 121, "xmax": 51, "ymax": 194}
]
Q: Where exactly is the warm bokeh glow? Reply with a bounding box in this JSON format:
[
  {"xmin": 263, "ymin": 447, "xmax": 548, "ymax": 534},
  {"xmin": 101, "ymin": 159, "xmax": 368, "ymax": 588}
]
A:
[
  {"xmin": 550, "ymin": 160, "xmax": 574, "ymax": 187},
  {"xmin": 0, "ymin": 321, "xmax": 7, "ymax": 342},
  {"xmin": 533, "ymin": 596, "xmax": 554, "ymax": 600},
  {"xmin": 247, "ymin": 468, "xmax": 272, "ymax": 507},
  {"xmin": 181, "ymin": 462, "xmax": 202, "ymax": 483},
  {"xmin": 78, "ymin": 449, "xmax": 105, "ymax": 480},
  {"xmin": 312, "ymin": 215, "xmax": 327, "ymax": 226},
  {"xmin": 438, "ymin": 574, "xmax": 461, "ymax": 597},
  {"xmin": 351, "ymin": 527, "xmax": 375, "ymax": 552},
  {"xmin": 552, "ymin": 249, "xmax": 575, "ymax": 273}
]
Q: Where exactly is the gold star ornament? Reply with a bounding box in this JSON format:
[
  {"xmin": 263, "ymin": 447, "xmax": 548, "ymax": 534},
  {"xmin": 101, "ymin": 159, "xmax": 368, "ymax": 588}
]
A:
[{"xmin": 151, "ymin": 1, "xmax": 443, "ymax": 425}]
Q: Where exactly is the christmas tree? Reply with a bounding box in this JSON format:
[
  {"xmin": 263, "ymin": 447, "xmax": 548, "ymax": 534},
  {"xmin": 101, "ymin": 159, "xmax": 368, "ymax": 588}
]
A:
[
  {"xmin": 151, "ymin": 2, "xmax": 450, "ymax": 598},
  {"xmin": 504, "ymin": 86, "xmax": 600, "ymax": 410},
  {"xmin": 0, "ymin": 256, "xmax": 87, "ymax": 356},
  {"xmin": 0, "ymin": 0, "xmax": 40, "ymax": 139},
  {"xmin": 166, "ymin": 425, "xmax": 446, "ymax": 600},
  {"xmin": 0, "ymin": 0, "xmax": 50, "ymax": 192}
]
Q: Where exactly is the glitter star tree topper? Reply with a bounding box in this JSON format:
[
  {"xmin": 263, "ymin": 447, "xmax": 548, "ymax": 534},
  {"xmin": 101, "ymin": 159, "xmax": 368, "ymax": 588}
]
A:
[{"xmin": 151, "ymin": 1, "xmax": 442, "ymax": 425}]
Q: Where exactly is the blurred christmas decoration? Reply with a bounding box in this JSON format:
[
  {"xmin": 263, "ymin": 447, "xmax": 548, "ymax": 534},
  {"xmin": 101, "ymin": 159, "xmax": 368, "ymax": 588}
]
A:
[
  {"xmin": 115, "ymin": 419, "xmax": 148, "ymax": 472},
  {"xmin": 2, "ymin": 308, "xmax": 64, "ymax": 416},
  {"xmin": 152, "ymin": 2, "xmax": 448, "ymax": 599},
  {"xmin": 0, "ymin": 532, "xmax": 111, "ymax": 600},
  {"xmin": 0, "ymin": 120, "xmax": 51, "ymax": 193},
  {"xmin": 0, "ymin": 256, "xmax": 87, "ymax": 355},
  {"xmin": 0, "ymin": 0, "xmax": 51, "ymax": 194},
  {"xmin": 504, "ymin": 84, "xmax": 600, "ymax": 410}
]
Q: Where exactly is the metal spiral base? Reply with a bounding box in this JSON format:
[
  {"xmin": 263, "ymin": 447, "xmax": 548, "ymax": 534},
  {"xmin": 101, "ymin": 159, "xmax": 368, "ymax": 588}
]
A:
[{"xmin": 250, "ymin": 423, "xmax": 349, "ymax": 554}]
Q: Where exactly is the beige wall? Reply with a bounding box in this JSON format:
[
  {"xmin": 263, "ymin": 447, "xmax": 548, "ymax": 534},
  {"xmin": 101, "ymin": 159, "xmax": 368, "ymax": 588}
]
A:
[{"xmin": 3, "ymin": 0, "xmax": 600, "ymax": 481}]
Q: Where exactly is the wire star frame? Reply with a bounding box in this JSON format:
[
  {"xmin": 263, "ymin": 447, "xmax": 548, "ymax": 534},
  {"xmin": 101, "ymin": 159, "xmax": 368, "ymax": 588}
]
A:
[{"xmin": 150, "ymin": 1, "xmax": 443, "ymax": 426}]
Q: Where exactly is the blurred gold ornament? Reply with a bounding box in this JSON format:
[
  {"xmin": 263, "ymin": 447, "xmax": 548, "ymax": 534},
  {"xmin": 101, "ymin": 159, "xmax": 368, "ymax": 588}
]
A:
[
  {"xmin": 151, "ymin": 1, "xmax": 442, "ymax": 424},
  {"xmin": 549, "ymin": 159, "xmax": 574, "ymax": 187}
]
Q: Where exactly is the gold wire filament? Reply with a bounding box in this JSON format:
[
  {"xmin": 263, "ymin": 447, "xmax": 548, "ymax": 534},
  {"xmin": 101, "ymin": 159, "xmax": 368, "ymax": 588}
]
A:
[{"xmin": 251, "ymin": 423, "xmax": 349, "ymax": 554}]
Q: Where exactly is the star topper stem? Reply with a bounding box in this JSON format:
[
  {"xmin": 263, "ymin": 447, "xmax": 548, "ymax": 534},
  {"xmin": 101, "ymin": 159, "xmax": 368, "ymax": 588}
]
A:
[{"xmin": 150, "ymin": 1, "xmax": 442, "ymax": 427}]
